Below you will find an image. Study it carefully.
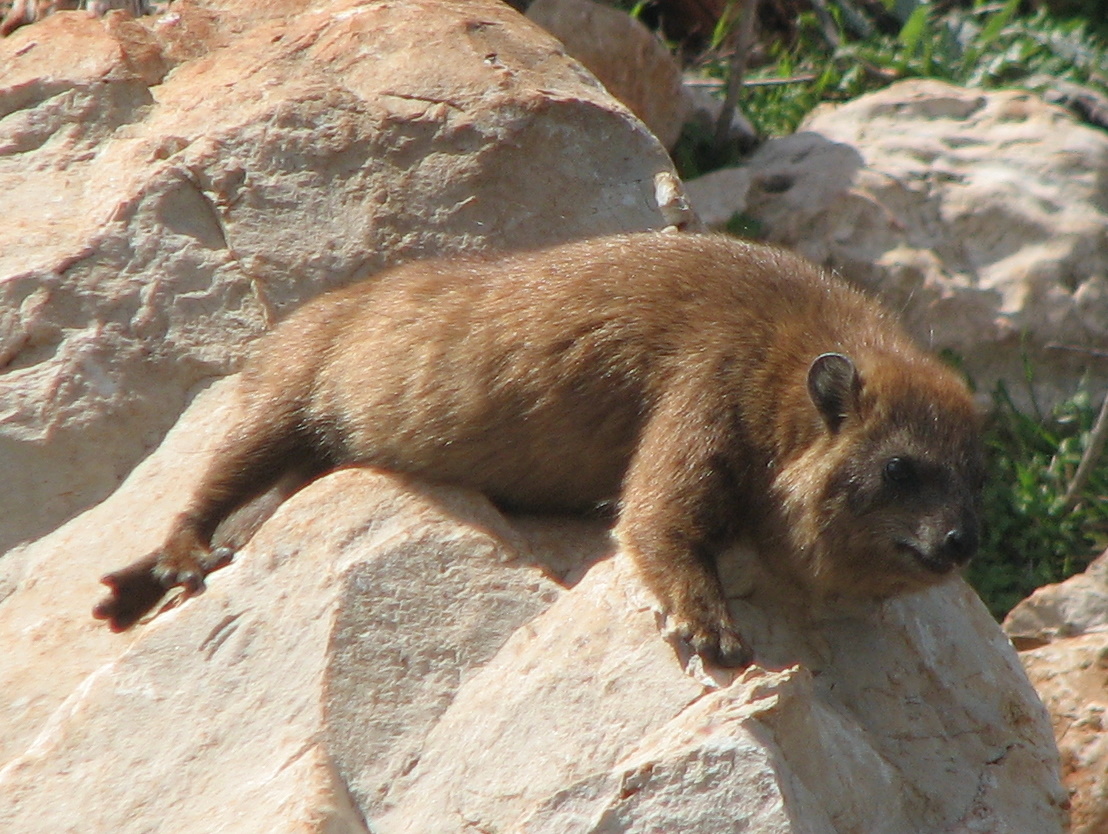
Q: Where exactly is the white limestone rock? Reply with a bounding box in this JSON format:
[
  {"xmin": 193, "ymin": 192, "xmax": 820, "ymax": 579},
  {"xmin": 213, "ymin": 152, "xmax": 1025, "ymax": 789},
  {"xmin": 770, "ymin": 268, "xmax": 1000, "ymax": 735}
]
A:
[
  {"xmin": 526, "ymin": 0, "xmax": 691, "ymax": 150},
  {"xmin": 0, "ymin": 0, "xmax": 676, "ymax": 552}
]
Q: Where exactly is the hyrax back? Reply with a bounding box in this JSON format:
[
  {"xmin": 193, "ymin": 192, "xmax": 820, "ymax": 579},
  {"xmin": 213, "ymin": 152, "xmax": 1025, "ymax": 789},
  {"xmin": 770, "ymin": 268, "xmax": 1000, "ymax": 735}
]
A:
[{"xmin": 94, "ymin": 232, "xmax": 984, "ymax": 667}]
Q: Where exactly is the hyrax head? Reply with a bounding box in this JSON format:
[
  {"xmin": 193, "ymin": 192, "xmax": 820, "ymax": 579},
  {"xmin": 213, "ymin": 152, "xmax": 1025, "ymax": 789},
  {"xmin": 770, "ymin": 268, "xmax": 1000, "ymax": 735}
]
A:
[{"xmin": 794, "ymin": 352, "xmax": 986, "ymax": 599}]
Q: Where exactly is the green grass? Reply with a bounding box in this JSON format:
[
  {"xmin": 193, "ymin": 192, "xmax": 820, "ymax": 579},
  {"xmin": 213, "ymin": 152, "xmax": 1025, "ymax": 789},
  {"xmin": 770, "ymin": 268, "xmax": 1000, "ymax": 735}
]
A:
[
  {"xmin": 700, "ymin": 0, "xmax": 1108, "ymax": 141},
  {"xmin": 968, "ymin": 382, "xmax": 1108, "ymax": 618}
]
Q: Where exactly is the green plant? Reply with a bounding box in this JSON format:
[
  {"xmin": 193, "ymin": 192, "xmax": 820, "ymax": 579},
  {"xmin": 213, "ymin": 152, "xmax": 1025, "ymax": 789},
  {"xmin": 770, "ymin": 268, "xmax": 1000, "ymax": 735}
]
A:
[
  {"xmin": 967, "ymin": 382, "xmax": 1108, "ymax": 619},
  {"xmin": 724, "ymin": 211, "xmax": 764, "ymax": 239},
  {"xmin": 704, "ymin": 0, "xmax": 1108, "ymax": 139},
  {"xmin": 671, "ymin": 118, "xmax": 752, "ymax": 180}
]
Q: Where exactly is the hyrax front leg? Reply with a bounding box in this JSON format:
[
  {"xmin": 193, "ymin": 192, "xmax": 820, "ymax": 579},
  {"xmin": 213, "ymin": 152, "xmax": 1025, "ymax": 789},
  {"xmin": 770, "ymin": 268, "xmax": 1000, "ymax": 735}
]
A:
[{"xmin": 615, "ymin": 384, "xmax": 753, "ymax": 668}]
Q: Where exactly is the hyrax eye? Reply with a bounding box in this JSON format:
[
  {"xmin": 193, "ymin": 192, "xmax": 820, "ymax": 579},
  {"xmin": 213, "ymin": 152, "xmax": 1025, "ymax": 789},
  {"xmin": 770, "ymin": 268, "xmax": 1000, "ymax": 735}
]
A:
[{"xmin": 883, "ymin": 456, "xmax": 918, "ymax": 487}]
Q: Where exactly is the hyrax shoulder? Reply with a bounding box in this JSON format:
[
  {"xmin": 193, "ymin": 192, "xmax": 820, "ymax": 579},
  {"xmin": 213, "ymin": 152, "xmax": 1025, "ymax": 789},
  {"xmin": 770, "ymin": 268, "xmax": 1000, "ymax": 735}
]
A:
[{"xmin": 94, "ymin": 232, "xmax": 984, "ymax": 667}]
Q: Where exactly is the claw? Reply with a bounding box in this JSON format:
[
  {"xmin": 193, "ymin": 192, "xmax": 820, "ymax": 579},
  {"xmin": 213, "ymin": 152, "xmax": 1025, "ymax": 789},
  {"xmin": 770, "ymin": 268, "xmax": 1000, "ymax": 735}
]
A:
[
  {"xmin": 158, "ymin": 565, "xmax": 206, "ymax": 596},
  {"xmin": 205, "ymin": 546, "xmax": 235, "ymax": 572},
  {"xmin": 711, "ymin": 626, "xmax": 754, "ymax": 668}
]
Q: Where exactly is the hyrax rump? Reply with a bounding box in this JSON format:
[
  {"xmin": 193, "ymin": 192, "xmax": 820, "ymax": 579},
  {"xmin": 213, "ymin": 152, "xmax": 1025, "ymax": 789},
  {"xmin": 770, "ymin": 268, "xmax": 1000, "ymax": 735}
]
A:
[{"xmin": 93, "ymin": 231, "xmax": 984, "ymax": 667}]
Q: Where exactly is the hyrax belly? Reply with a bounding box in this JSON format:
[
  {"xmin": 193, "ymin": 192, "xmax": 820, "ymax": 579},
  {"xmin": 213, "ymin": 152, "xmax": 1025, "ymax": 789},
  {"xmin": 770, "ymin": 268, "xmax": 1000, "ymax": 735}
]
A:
[{"xmin": 94, "ymin": 231, "xmax": 984, "ymax": 668}]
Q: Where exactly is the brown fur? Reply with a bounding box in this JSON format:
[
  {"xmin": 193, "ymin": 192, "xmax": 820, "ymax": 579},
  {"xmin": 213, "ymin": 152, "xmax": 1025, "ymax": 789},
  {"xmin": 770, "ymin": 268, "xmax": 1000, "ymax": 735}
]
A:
[{"xmin": 93, "ymin": 232, "xmax": 984, "ymax": 666}]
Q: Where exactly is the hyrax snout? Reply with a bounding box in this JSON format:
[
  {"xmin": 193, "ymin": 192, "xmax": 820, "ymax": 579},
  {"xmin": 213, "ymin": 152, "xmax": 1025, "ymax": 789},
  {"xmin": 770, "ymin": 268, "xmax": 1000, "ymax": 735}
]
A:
[{"xmin": 94, "ymin": 231, "xmax": 984, "ymax": 667}]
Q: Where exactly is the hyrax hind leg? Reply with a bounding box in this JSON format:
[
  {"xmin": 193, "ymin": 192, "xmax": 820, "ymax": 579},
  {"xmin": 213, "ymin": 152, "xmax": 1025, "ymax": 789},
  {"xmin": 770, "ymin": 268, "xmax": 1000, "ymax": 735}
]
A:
[
  {"xmin": 93, "ymin": 403, "xmax": 320, "ymax": 631},
  {"xmin": 615, "ymin": 378, "xmax": 752, "ymax": 668}
]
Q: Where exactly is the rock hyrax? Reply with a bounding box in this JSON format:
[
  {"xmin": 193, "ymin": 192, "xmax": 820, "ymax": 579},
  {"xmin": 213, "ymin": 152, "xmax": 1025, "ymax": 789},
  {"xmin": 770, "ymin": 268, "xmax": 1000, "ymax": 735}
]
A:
[{"xmin": 94, "ymin": 231, "xmax": 984, "ymax": 667}]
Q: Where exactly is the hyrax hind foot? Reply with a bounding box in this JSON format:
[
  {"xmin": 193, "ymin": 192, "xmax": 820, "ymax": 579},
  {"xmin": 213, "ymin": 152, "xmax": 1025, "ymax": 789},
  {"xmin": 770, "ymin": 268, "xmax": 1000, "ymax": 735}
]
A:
[
  {"xmin": 92, "ymin": 552, "xmax": 170, "ymax": 632},
  {"xmin": 93, "ymin": 545, "xmax": 234, "ymax": 632}
]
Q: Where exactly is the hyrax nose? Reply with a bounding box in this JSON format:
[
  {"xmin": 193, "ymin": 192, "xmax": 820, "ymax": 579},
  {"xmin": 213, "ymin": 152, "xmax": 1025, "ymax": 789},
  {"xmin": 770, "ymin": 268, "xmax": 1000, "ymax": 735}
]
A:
[{"xmin": 943, "ymin": 524, "xmax": 978, "ymax": 564}]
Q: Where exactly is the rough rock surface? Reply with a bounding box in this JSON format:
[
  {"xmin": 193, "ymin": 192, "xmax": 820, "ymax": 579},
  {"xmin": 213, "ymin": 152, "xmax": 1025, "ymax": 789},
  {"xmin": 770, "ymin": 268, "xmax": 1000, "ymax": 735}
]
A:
[
  {"xmin": 0, "ymin": 0, "xmax": 675, "ymax": 554},
  {"xmin": 0, "ymin": 375, "xmax": 1069, "ymax": 832},
  {"xmin": 1006, "ymin": 550, "xmax": 1108, "ymax": 834},
  {"xmin": 686, "ymin": 79, "xmax": 1108, "ymax": 410},
  {"xmin": 526, "ymin": 0, "xmax": 690, "ymax": 150}
]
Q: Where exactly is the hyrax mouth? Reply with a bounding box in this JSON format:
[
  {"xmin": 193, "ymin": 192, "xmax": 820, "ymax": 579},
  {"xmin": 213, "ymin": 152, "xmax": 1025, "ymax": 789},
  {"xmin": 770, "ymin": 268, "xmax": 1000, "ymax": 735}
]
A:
[{"xmin": 896, "ymin": 541, "xmax": 957, "ymax": 575}]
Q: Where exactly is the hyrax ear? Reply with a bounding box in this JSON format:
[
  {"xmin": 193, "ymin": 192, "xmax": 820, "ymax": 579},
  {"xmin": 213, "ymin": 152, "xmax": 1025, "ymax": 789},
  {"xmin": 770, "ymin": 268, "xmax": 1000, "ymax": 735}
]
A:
[{"xmin": 807, "ymin": 352, "xmax": 861, "ymax": 433}]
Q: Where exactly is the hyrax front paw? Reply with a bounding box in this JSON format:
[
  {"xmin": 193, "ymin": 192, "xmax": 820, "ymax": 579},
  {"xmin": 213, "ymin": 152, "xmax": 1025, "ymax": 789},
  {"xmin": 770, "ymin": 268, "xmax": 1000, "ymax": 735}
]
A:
[{"xmin": 664, "ymin": 608, "xmax": 754, "ymax": 668}]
